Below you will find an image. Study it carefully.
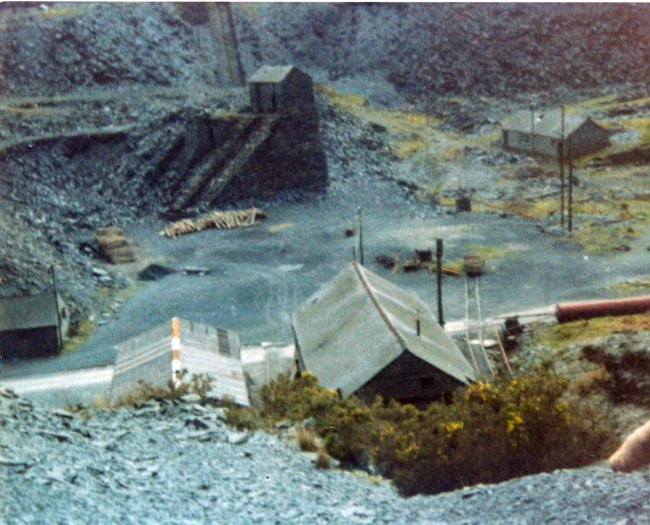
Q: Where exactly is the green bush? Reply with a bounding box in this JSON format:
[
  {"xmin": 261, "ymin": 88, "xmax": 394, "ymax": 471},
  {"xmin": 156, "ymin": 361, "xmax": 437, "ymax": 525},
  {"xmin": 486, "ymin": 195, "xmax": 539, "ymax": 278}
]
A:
[
  {"xmin": 374, "ymin": 368, "xmax": 616, "ymax": 495},
  {"xmin": 225, "ymin": 368, "xmax": 616, "ymax": 495}
]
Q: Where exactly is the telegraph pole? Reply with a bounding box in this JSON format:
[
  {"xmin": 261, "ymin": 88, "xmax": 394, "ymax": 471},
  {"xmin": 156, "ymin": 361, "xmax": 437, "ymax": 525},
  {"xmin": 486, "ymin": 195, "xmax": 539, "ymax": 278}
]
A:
[
  {"xmin": 436, "ymin": 239, "xmax": 444, "ymax": 327},
  {"xmin": 358, "ymin": 208, "xmax": 364, "ymax": 266},
  {"xmin": 559, "ymin": 104, "xmax": 564, "ymax": 229},
  {"xmin": 51, "ymin": 265, "xmax": 63, "ymax": 351},
  {"xmin": 529, "ymin": 105, "xmax": 535, "ymax": 154},
  {"xmin": 568, "ymin": 136, "xmax": 574, "ymax": 235}
]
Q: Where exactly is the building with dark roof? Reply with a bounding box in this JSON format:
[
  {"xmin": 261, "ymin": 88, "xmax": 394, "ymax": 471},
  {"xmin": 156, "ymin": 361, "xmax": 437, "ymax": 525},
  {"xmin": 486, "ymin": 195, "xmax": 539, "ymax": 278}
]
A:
[
  {"xmin": 502, "ymin": 109, "xmax": 611, "ymax": 158},
  {"xmin": 0, "ymin": 291, "xmax": 69, "ymax": 360},
  {"xmin": 292, "ymin": 262, "xmax": 477, "ymax": 404},
  {"xmin": 248, "ymin": 65, "xmax": 315, "ymax": 114}
]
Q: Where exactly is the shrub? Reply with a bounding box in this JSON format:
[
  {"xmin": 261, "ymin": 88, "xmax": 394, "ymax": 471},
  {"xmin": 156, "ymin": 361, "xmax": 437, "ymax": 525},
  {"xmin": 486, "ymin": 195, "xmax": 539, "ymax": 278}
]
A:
[
  {"xmin": 371, "ymin": 367, "xmax": 616, "ymax": 495},
  {"xmin": 315, "ymin": 449, "xmax": 331, "ymax": 469},
  {"xmin": 223, "ymin": 368, "xmax": 616, "ymax": 495},
  {"xmin": 296, "ymin": 427, "xmax": 318, "ymax": 452}
]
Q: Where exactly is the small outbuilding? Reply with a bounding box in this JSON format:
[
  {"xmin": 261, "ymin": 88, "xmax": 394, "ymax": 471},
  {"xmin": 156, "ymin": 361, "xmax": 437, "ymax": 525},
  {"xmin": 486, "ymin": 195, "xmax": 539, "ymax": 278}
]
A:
[
  {"xmin": 0, "ymin": 291, "xmax": 69, "ymax": 360},
  {"xmin": 110, "ymin": 317, "xmax": 249, "ymax": 406},
  {"xmin": 292, "ymin": 262, "xmax": 477, "ymax": 404},
  {"xmin": 248, "ymin": 65, "xmax": 315, "ymax": 114},
  {"xmin": 502, "ymin": 109, "xmax": 611, "ymax": 158}
]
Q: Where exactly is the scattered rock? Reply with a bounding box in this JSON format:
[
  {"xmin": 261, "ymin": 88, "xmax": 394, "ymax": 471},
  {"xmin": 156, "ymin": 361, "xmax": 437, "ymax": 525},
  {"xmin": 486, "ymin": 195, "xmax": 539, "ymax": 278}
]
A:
[{"xmin": 227, "ymin": 431, "xmax": 250, "ymax": 445}]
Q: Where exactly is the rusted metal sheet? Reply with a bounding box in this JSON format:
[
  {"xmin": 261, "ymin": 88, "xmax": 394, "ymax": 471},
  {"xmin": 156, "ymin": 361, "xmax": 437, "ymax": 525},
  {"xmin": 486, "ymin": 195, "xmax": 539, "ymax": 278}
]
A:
[{"xmin": 556, "ymin": 295, "xmax": 650, "ymax": 323}]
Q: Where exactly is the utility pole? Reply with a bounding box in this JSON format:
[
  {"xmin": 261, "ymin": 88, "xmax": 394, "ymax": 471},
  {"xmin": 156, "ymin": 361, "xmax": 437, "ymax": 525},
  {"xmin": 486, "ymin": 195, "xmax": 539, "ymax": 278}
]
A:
[
  {"xmin": 568, "ymin": 136, "xmax": 574, "ymax": 235},
  {"xmin": 51, "ymin": 265, "xmax": 63, "ymax": 352},
  {"xmin": 558, "ymin": 104, "xmax": 564, "ymax": 229},
  {"xmin": 436, "ymin": 238, "xmax": 444, "ymax": 327},
  {"xmin": 358, "ymin": 208, "xmax": 364, "ymax": 266},
  {"xmin": 529, "ymin": 105, "xmax": 535, "ymax": 155}
]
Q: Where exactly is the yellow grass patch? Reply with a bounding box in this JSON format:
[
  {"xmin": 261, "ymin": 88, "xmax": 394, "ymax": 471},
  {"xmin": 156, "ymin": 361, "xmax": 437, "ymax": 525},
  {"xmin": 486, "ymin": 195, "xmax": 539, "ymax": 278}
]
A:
[
  {"xmin": 62, "ymin": 319, "xmax": 93, "ymax": 354},
  {"xmin": 37, "ymin": 7, "xmax": 79, "ymax": 18},
  {"xmin": 532, "ymin": 313, "xmax": 650, "ymax": 351},
  {"xmin": 610, "ymin": 276, "xmax": 650, "ymax": 293},
  {"xmin": 622, "ymin": 117, "xmax": 650, "ymax": 144},
  {"xmin": 393, "ymin": 134, "xmax": 427, "ymax": 158},
  {"xmin": 267, "ymin": 222, "xmax": 294, "ymax": 233},
  {"xmin": 464, "ymin": 244, "xmax": 521, "ymax": 261},
  {"xmin": 568, "ymin": 224, "xmax": 640, "ymax": 254}
]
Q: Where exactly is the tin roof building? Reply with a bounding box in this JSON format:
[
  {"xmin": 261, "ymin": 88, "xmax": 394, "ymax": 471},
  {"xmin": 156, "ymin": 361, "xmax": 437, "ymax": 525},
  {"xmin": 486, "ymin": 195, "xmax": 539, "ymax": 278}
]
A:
[
  {"xmin": 502, "ymin": 109, "xmax": 611, "ymax": 158},
  {"xmin": 292, "ymin": 262, "xmax": 477, "ymax": 404},
  {"xmin": 110, "ymin": 317, "xmax": 249, "ymax": 406}
]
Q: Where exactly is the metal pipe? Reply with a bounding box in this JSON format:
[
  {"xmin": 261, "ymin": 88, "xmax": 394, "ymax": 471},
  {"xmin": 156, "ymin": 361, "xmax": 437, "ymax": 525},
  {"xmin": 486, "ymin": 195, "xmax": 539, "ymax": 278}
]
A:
[{"xmin": 556, "ymin": 296, "xmax": 650, "ymax": 323}]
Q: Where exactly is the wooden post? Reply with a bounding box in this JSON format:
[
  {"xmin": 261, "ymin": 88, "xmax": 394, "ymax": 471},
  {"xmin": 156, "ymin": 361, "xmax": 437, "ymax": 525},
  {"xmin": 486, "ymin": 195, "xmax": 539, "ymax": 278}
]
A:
[
  {"xmin": 436, "ymin": 239, "xmax": 444, "ymax": 327},
  {"xmin": 559, "ymin": 104, "xmax": 564, "ymax": 228},
  {"xmin": 358, "ymin": 208, "xmax": 364, "ymax": 266},
  {"xmin": 568, "ymin": 137, "xmax": 574, "ymax": 235},
  {"xmin": 530, "ymin": 105, "xmax": 535, "ymax": 154},
  {"xmin": 51, "ymin": 265, "xmax": 63, "ymax": 352},
  {"xmin": 352, "ymin": 246, "xmax": 356, "ymax": 262},
  {"xmin": 416, "ymin": 309, "xmax": 421, "ymax": 336}
]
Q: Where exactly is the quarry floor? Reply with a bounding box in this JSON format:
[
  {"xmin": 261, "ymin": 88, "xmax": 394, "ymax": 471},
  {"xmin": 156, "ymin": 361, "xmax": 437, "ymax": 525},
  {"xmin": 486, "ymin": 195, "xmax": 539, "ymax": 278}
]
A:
[{"xmin": 3, "ymin": 171, "xmax": 648, "ymax": 384}]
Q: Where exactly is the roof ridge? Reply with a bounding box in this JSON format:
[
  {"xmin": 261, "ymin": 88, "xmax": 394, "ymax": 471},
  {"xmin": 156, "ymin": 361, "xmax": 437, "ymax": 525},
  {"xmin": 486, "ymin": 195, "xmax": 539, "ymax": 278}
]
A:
[{"xmin": 352, "ymin": 261, "xmax": 408, "ymax": 353}]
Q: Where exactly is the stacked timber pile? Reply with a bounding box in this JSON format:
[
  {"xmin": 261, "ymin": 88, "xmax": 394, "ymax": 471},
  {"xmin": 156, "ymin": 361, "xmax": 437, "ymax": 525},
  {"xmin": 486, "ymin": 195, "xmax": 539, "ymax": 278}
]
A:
[
  {"xmin": 94, "ymin": 226, "xmax": 138, "ymax": 264},
  {"xmin": 160, "ymin": 208, "xmax": 266, "ymax": 238}
]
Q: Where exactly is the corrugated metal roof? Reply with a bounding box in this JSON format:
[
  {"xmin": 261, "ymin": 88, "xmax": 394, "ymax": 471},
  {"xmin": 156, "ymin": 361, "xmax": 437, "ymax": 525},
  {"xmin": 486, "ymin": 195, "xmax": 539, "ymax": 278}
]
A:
[
  {"xmin": 110, "ymin": 318, "xmax": 249, "ymax": 406},
  {"xmin": 292, "ymin": 262, "xmax": 477, "ymax": 397},
  {"xmin": 0, "ymin": 291, "xmax": 59, "ymax": 331},
  {"xmin": 249, "ymin": 65, "xmax": 296, "ymax": 83},
  {"xmin": 502, "ymin": 109, "xmax": 602, "ymax": 138}
]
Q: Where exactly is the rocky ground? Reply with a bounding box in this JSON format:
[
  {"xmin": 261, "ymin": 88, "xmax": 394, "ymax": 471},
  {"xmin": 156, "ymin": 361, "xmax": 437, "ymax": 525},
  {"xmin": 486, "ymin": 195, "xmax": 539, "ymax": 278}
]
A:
[{"xmin": 2, "ymin": 387, "xmax": 650, "ymax": 525}]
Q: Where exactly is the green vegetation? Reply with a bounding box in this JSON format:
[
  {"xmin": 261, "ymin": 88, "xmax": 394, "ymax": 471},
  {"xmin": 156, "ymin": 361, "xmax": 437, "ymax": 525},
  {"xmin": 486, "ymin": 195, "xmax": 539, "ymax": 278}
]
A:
[
  {"xmin": 225, "ymin": 370, "xmax": 615, "ymax": 496},
  {"xmin": 531, "ymin": 314, "xmax": 650, "ymax": 351},
  {"xmin": 62, "ymin": 319, "xmax": 94, "ymax": 353},
  {"xmin": 110, "ymin": 370, "xmax": 215, "ymax": 408},
  {"xmin": 611, "ymin": 276, "xmax": 650, "ymax": 292}
]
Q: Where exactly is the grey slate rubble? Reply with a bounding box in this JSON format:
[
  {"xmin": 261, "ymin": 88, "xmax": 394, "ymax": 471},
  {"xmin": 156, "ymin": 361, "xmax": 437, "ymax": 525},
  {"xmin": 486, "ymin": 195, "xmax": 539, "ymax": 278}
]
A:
[{"xmin": 2, "ymin": 387, "xmax": 650, "ymax": 524}]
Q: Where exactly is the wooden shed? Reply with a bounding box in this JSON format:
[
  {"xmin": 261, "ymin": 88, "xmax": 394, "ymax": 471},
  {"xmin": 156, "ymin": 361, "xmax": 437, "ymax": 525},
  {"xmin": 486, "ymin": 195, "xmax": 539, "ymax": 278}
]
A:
[
  {"xmin": 292, "ymin": 262, "xmax": 477, "ymax": 405},
  {"xmin": 248, "ymin": 65, "xmax": 315, "ymax": 114},
  {"xmin": 110, "ymin": 317, "xmax": 249, "ymax": 406},
  {"xmin": 0, "ymin": 291, "xmax": 69, "ymax": 360},
  {"xmin": 502, "ymin": 109, "xmax": 611, "ymax": 158}
]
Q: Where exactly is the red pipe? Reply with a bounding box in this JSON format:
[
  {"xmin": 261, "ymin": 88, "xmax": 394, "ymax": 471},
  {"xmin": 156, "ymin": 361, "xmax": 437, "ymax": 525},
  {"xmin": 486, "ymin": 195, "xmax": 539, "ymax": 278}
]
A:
[{"xmin": 556, "ymin": 295, "xmax": 650, "ymax": 323}]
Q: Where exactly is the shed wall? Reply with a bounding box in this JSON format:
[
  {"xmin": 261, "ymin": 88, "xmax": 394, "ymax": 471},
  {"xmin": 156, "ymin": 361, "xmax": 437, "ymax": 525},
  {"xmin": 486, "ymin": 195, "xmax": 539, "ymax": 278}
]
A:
[
  {"xmin": 278, "ymin": 70, "xmax": 314, "ymax": 112},
  {"xmin": 110, "ymin": 323, "xmax": 171, "ymax": 403},
  {"xmin": 0, "ymin": 326, "xmax": 59, "ymax": 360},
  {"xmin": 355, "ymin": 351, "xmax": 463, "ymax": 404},
  {"xmin": 568, "ymin": 121, "xmax": 611, "ymax": 157},
  {"xmin": 503, "ymin": 130, "xmax": 559, "ymax": 157}
]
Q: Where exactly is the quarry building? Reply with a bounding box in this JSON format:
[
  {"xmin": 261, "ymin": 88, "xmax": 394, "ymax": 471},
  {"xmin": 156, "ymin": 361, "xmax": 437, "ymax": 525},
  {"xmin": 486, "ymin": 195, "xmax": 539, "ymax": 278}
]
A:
[
  {"xmin": 501, "ymin": 109, "xmax": 611, "ymax": 158},
  {"xmin": 248, "ymin": 65, "xmax": 315, "ymax": 114},
  {"xmin": 0, "ymin": 291, "xmax": 69, "ymax": 361},
  {"xmin": 110, "ymin": 317, "xmax": 249, "ymax": 406},
  {"xmin": 292, "ymin": 262, "xmax": 477, "ymax": 404}
]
